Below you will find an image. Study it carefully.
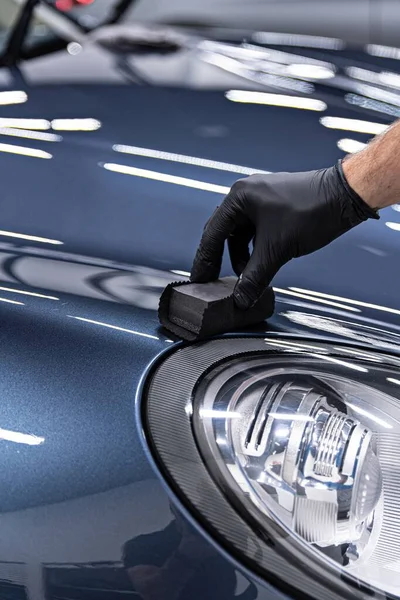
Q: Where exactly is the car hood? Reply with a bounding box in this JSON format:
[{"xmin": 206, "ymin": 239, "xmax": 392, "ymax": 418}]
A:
[{"xmin": 0, "ymin": 27, "xmax": 398, "ymax": 594}]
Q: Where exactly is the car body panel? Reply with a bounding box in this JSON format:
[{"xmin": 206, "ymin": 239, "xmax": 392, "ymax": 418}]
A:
[{"xmin": 0, "ymin": 27, "xmax": 398, "ymax": 598}]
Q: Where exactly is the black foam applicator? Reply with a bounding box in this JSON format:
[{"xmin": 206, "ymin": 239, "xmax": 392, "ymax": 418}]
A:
[{"xmin": 158, "ymin": 276, "xmax": 275, "ymax": 341}]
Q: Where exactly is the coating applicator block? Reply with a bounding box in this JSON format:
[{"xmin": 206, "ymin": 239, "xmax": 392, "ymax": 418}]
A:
[{"xmin": 158, "ymin": 277, "xmax": 275, "ymax": 341}]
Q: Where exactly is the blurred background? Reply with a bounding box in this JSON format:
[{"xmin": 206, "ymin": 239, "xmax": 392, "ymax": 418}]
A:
[{"xmin": 2, "ymin": 0, "xmax": 400, "ymax": 46}]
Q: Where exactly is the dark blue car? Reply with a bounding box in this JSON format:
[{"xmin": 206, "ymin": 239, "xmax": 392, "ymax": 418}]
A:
[{"xmin": 0, "ymin": 2, "xmax": 399, "ymax": 599}]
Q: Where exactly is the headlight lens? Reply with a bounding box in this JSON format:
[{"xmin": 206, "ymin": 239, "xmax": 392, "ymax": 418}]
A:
[{"xmin": 143, "ymin": 337, "xmax": 400, "ymax": 600}]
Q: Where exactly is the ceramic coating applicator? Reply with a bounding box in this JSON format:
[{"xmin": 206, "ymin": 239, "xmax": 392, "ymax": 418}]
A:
[{"xmin": 158, "ymin": 276, "xmax": 275, "ymax": 341}]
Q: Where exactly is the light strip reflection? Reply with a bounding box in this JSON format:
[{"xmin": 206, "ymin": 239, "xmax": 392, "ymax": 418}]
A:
[
  {"xmin": 0, "ymin": 119, "xmax": 50, "ymax": 130},
  {"xmin": 51, "ymin": 118, "xmax": 101, "ymax": 131},
  {"xmin": 0, "ymin": 143, "xmax": 52, "ymax": 159},
  {"xmin": 0, "ymin": 428, "xmax": 44, "ymax": 445},
  {"xmin": 347, "ymin": 66, "xmax": 400, "ymax": 90},
  {"xmin": 320, "ymin": 116, "xmax": 388, "ymax": 135},
  {"xmin": 337, "ymin": 138, "xmax": 366, "ymax": 154},
  {"xmin": 68, "ymin": 316, "xmax": 160, "ymax": 340},
  {"xmin": 225, "ymin": 90, "xmax": 327, "ymax": 111},
  {"xmin": 345, "ymin": 401, "xmax": 392, "ymax": 429},
  {"xmin": 346, "ymin": 93, "xmax": 400, "ymax": 118},
  {"xmin": 113, "ymin": 144, "xmax": 269, "ymax": 176},
  {"xmin": 103, "ymin": 163, "xmax": 230, "ymax": 195},
  {"xmin": 265, "ymin": 338, "xmax": 328, "ymax": 352},
  {"xmin": 171, "ymin": 270, "xmax": 190, "ymax": 277},
  {"xmin": 199, "ymin": 409, "xmax": 241, "ymax": 419},
  {"xmin": 386, "ymin": 222, "xmax": 400, "ymax": 232},
  {"xmin": 0, "ymin": 128, "xmax": 62, "ymax": 142},
  {"xmin": 0, "ymin": 287, "xmax": 58, "ymax": 300},
  {"xmin": 252, "ymin": 32, "xmax": 344, "ymax": 50},
  {"xmin": 309, "ymin": 353, "xmax": 368, "ymax": 373},
  {"xmin": 0, "ymin": 297, "xmax": 24, "ymax": 306},
  {"xmin": 0, "ymin": 91, "xmax": 27, "ymax": 106},
  {"xmin": 269, "ymin": 413, "xmax": 314, "ymax": 422},
  {"xmin": 366, "ymin": 44, "xmax": 400, "ymax": 60},
  {"xmin": 0, "ymin": 230, "xmax": 63, "ymax": 245},
  {"xmin": 333, "ymin": 347, "xmax": 383, "ymax": 362},
  {"xmin": 273, "ymin": 287, "xmax": 360, "ymax": 312},
  {"xmin": 290, "ymin": 287, "xmax": 400, "ymax": 317},
  {"xmin": 265, "ymin": 340, "xmax": 312, "ymax": 352}
]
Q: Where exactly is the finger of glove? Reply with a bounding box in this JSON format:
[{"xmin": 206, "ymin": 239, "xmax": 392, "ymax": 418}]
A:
[
  {"xmin": 191, "ymin": 194, "xmax": 238, "ymax": 282},
  {"xmin": 228, "ymin": 225, "xmax": 253, "ymax": 277},
  {"xmin": 233, "ymin": 240, "xmax": 280, "ymax": 310}
]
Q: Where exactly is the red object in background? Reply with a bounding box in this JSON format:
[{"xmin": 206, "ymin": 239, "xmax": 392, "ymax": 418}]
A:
[
  {"xmin": 55, "ymin": 0, "xmax": 94, "ymax": 11},
  {"xmin": 55, "ymin": 0, "xmax": 73, "ymax": 10}
]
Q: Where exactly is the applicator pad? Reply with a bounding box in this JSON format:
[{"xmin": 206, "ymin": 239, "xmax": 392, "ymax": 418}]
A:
[{"xmin": 158, "ymin": 277, "xmax": 275, "ymax": 341}]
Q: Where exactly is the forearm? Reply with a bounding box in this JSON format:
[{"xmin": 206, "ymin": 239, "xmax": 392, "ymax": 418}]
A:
[{"xmin": 342, "ymin": 119, "xmax": 400, "ymax": 210}]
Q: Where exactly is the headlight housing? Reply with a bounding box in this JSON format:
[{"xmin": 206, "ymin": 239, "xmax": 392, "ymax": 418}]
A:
[{"xmin": 142, "ymin": 337, "xmax": 400, "ymax": 600}]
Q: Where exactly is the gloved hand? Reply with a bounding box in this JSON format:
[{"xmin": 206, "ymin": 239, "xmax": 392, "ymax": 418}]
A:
[{"xmin": 191, "ymin": 161, "xmax": 378, "ymax": 310}]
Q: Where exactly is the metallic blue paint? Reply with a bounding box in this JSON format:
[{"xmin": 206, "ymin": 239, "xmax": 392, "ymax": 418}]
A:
[{"xmin": 0, "ymin": 20, "xmax": 398, "ymax": 599}]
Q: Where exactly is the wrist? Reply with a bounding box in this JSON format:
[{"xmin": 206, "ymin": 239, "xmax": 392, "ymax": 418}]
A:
[{"xmin": 339, "ymin": 159, "xmax": 380, "ymax": 217}]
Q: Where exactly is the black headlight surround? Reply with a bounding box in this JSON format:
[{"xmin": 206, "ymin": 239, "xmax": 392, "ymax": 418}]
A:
[{"xmin": 140, "ymin": 336, "xmax": 400, "ymax": 600}]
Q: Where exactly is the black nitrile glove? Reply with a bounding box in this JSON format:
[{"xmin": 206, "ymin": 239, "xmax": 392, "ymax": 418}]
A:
[{"xmin": 191, "ymin": 161, "xmax": 378, "ymax": 310}]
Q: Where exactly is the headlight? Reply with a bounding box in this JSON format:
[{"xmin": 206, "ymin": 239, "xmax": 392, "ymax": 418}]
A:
[{"xmin": 142, "ymin": 337, "xmax": 400, "ymax": 600}]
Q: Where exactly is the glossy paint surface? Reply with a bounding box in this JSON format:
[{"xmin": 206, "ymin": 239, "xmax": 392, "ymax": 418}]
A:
[{"xmin": 0, "ymin": 24, "xmax": 398, "ymax": 599}]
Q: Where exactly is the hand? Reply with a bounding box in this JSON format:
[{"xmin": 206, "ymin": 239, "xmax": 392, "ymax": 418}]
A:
[{"xmin": 191, "ymin": 161, "xmax": 378, "ymax": 310}]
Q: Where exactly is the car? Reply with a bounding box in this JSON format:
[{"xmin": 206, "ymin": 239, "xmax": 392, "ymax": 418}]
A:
[{"xmin": 0, "ymin": 1, "xmax": 399, "ymax": 599}]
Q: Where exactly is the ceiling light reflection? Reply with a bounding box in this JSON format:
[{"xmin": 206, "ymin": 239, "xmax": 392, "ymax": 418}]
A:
[
  {"xmin": 0, "ymin": 128, "xmax": 62, "ymax": 142},
  {"xmin": 354, "ymin": 83, "xmax": 400, "ymax": 107},
  {"xmin": 333, "ymin": 347, "xmax": 383, "ymax": 362},
  {"xmin": 68, "ymin": 316, "xmax": 159, "ymax": 340},
  {"xmin": 203, "ymin": 52, "xmax": 312, "ymax": 94},
  {"xmin": 113, "ymin": 144, "xmax": 270, "ymax": 176},
  {"xmin": 337, "ymin": 138, "xmax": 366, "ymax": 154},
  {"xmin": 273, "ymin": 287, "xmax": 360, "ymax": 312},
  {"xmin": 386, "ymin": 222, "xmax": 400, "ymax": 232},
  {"xmin": 0, "ymin": 230, "xmax": 63, "ymax": 245},
  {"xmin": 199, "ymin": 409, "xmax": 241, "ymax": 419},
  {"xmin": 346, "ymin": 93, "xmax": 400, "ymax": 118},
  {"xmin": 264, "ymin": 338, "xmax": 329, "ymax": 352},
  {"xmin": 0, "ymin": 143, "xmax": 52, "ymax": 159},
  {"xmin": 0, "ymin": 297, "xmax": 24, "ymax": 306},
  {"xmin": 0, "ymin": 119, "xmax": 50, "ymax": 130},
  {"xmin": 309, "ymin": 353, "xmax": 368, "ymax": 373},
  {"xmin": 286, "ymin": 64, "xmax": 335, "ymax": 79},
  {"xmin": 347, "ymin": 66, "xmax": 400, "ymax": 90},
  {"xmin": 0, "ymin": 91, "xmax": 27, "ymax": 106},
  {"xmin": 290, "ymin": 287, "xmax": 400, "ymax": 317},
  {"xmin": 0, "ymin": 428, "xmax": 44, "ymax": 445},
  {"xmin": 252, "ymin": 32, "xmax": 344, "ymax": 50},
  {"xmin": 268, "ymin": 412, "xmax": 315, "ymax": 422},
  {"xmin": 320, "ymin": 116, "xmax": 388, "ymax": 135},
  {"xmin": 225, "ymin": 90, "xmax": 327, "ymax": 111},
  {"xmin": 345, "ymin": 401, "xmax": 392, "ymax": 429},
  {"xmin": 103, "ymin": 163, "xmax": 230, "ymax": 195},
  {"xmin": 171, "ymin": 270, "xmax": 190, "ymax": 277},
  {"xmin": 0, "ymin": 287, "xmax": 58, "ymax": 300},
  {"xmin": 366, "ymin": 44, "xmax": 400, "ymax": 61},
  {"xmin": 265, "ymin": 340, "xmax": 313, "ymax": 352},
  {"xmin": 51, "ymin": 118, "xmax": 101, "ymax": 131}
]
